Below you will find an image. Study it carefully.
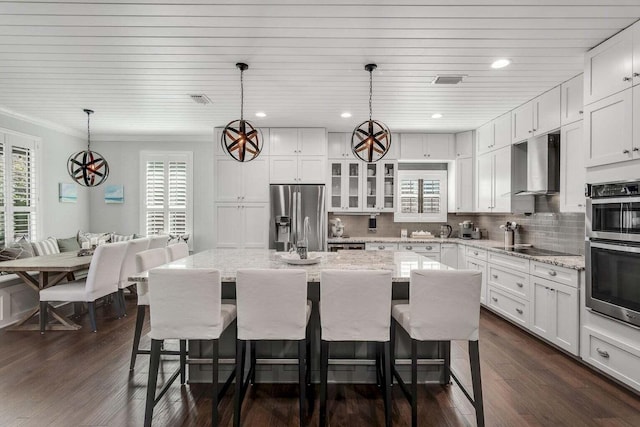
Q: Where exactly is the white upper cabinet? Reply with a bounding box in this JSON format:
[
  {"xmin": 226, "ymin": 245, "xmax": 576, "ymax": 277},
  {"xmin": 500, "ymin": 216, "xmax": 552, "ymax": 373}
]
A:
[
  {"xmin": 476, "ymin": 151, "xmax": 493, "ymax": 213},
  {"xmin": 270, "ymin": 128, "xmax": 327, "ymax": 156},
  {"xmin": 560, "ymin": 122, "xmax": 586, "ymax": 213},
  {"xmin": 493, "ymin": 113, "xmax": 512, "ymax": 150},
  {"xmin": 634, "ymin": 23, "xmax": 640, "ymax": 86},
  {"xmin": 561, "ymin": 74, "xmax": 584, "ymax": 126},
  {"xmin": 215, "ymin": 158, "xmax": 269, "ymax": 203},
  {"xmin": 584, "ymin": 27, "xmax": 634, "ymax": 105},
  {"xmin": 328, "ymin": 132, "xmax": 353, "ymax": 159},
  {"xmin": 476, "ymin": 122, "xmax": 494, "ymax": 155},
  {"xmin": 455, "ymin": 130, "xmax": 473, "ymax": 158},
  {"xmin": 584, "ymin": 89, "xmax": 634, "ymax": 167},
  {"xmin": 455, "ymin": 157, "xmax": 474, "ymax": 212},
  {"xmin": 493, "ymin": 146, "xmax": 513, "ymax": 213},
  {"xmin": 511, "ymin": 87, "xmax": 561, "ymax": 143},
  {"xmin": 399, "ymin": 133, "xmax": 454, "ymax": 160},
  {"xmin": 634, "ymin": 85, "xmax": 640, "ymax": 159},
  {"xmin": 399, "ymin": 133, "xmax": 425, "ymax": 159},
  {"xmin": 270, "ymin": 128, "xmax": 299, "ymax": 155}
]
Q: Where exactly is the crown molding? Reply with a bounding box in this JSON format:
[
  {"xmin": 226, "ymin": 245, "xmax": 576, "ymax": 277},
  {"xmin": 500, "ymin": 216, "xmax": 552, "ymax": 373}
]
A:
[{"xmin": 0, "ymin": 106, "xmax": 84, "ymax": 139}]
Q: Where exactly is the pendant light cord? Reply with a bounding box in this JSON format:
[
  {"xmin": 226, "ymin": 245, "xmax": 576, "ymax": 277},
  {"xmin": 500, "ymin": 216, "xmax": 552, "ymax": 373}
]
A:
[
  {"xmin": 240, "ymin": 68, "xmax": 244, "ymax": 121},
  {"xmin": 369, "ymin": 69, "xmax": 373, "ymax": 121}
]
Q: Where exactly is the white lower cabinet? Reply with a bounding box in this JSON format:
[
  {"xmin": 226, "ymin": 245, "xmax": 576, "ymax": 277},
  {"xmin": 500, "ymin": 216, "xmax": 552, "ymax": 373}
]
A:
[
  {"xmin": 582, "ymin": 326, "xmax": 640, "ymax": 390},
  {"xmin": 487, "ymin": 286, "xmax": 529, "ymax": 328},
  {"xmin": 466, "ymin": 257, "xmax": 487, "ymax": 305},
  {"xmin": 531, "ymin": 276, "xmax": 579, "ymax": 355},
  {"xmin": 365, "ymin": 243, "xmax": 397, "ymax": 251},
  {"xmin": 215, "ymin": 203, "xmax": 269, "ymax": 249},
  {"xmin": 440, "ymin": 243, "xmax": 457, "ymax": 268}
]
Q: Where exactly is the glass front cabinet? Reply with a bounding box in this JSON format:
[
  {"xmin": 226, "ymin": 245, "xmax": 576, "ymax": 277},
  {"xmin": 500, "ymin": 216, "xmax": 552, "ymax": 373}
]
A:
[
  {"xmin": 328, "ymin": 160, "xmax": 363, "ymax": 212},
  {"xmin": 363, "ymin": 161, "xmax": 396, "ymax": 212}
]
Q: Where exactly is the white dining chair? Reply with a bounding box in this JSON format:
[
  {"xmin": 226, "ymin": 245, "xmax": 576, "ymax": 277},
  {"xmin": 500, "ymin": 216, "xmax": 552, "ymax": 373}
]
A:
[
  {"xmin": 117, "ymin": 238, "xmax": 150, "ymax": 317},
  {"xmin": 391, "ymin": 269, "xmax": 484, "ymax": 427},
  {"xmin": 39, "ymin": 241, "xmax": 128, "ymax": 333},
  {"xmin": 234, "ymin": 269, "xmax": 311, "ymax": 427},
  {"xmin": 147, "ymin": 235, "xmax": 168, "ymax": 249},
  {"xmin": 129, "ymin": 247, "xmax": 168, "ymax": 371},
  {"xmin": 144, "ymin": 268, "xmax": 237, "ymax": 427},
  {"xmin": 165, "ymin": 242, "xmax": 189, "ymax": 262},
  {"xmin": 319, "ymin": 270, "xmax": 393, "ymax": 427}
]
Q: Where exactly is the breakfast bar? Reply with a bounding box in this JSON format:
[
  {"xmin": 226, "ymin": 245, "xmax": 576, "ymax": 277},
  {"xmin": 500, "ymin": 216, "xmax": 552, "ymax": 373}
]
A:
[{"xmin": 131, "ymin": 248, "xmax": 454, "ymax": 384}]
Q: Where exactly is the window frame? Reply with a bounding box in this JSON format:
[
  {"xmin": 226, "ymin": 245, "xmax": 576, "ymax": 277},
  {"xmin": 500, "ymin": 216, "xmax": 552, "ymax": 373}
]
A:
[
  {"xmin": 394, "ymin": 169, "xmax": 448, "ymax": 222},
  {"xmin": 139, "ymin": 151, "xmax": 193, "ymax": 240}
]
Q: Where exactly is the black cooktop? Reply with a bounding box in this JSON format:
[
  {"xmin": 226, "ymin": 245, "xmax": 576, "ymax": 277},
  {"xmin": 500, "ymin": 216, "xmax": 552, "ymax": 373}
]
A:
[{"xmin": 495, "ymin": 246, "xmax": 574, "ymax": 257}]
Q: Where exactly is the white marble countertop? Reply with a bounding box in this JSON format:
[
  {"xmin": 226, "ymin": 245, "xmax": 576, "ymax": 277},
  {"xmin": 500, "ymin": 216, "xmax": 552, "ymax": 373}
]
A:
[
  {"xmin": 328, "ymin": 237, "xmax": 585, "ymax": 270},
  {"xmin": 130, "ymin": 249, "xmax": 452, "ymax": 283}
]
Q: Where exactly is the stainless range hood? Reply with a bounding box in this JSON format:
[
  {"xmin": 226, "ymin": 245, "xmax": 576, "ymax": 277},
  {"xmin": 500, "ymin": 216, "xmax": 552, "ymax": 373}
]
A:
[{"xmin": 515, "ymin": 133, "xmax": 560, "ymax": 196}]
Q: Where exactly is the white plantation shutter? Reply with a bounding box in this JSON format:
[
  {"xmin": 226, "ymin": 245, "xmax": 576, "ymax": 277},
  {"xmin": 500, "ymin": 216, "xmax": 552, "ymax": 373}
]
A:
[
  {"xmin": 396, "ymin": 170, "xmax": 447, "ymax": 222},
  {"xmin": 140, "ymin": 152, "xmax": 192, "ymax": 239}
]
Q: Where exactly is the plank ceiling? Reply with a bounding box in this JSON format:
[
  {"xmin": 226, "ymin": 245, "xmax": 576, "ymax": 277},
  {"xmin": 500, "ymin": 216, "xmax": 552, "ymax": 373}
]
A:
[{"xmin": 0, "ymin": 1, "xmax": 638, "ymax": 138}]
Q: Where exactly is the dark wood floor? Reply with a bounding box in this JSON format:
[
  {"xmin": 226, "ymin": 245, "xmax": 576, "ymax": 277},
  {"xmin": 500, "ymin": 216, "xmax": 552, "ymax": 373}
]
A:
[{"xmin": 1, "ymin": 299, "xmax": 639, "ymax": 427}]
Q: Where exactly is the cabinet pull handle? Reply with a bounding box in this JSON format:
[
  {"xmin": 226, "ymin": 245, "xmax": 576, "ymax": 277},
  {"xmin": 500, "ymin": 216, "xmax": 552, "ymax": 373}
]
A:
[
  {"xmin": 633, "ymin": 148, "xmax": 639, "ymax": 152},
  {"xmin": 623, "ymin": 76, "xmax": 632, "ymax": 82},
  {"xmin": 532, "ymin": 129, "xmax": 537, "ymax": 132},
  {"xmin": 528, "ymin": 130, "xmax": 532, "ymax": 134},
  {"xmin": 474, "ymin": 251, "xmax": 479, "ymax": 255},
  {"xmin": 596, "ymin": 348, "xmax": 610, "ymax": 358},
  {"xmin": 378, "ymin": 245, "xmax": 384, "ymax": 250},
  {"xmin": 425, "ymin": 246, "xmax": 432, "ymax": 250},
  {"xmin": 405, "ymin": 246, "xmax": 413, "ymax": 250},
  {"xmin": 491, "ymin": 297, "xmax": 498, "ymax": 302},
  {"xmin": 492, "ymin": 274, "xmax": 498, "ymax": 279},
  {"xmin": 623, "ymin": 149, "xmax": 630, "ymax": 154},
  {"xmin": 515, "ymin": 308, "xmax": 523, "ymax": 315},
  {"xmin": 634, "ymin": 73, "xmax": 640, "ymax": 77},
  {"xmin": 548, "ymin": 270, "xmax": 557, "ymax": 277},
  {"xmin": 579, "ymin": 110, "xmax": 584, "ymax": 115},
  {"xmin": 516, "ymin": 282, "xmax": 524, "ymax": 288}
]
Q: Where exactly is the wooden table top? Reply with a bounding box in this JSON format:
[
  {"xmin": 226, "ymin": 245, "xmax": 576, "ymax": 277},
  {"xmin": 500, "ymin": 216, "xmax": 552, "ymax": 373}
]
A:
[{"xmin": 0, "ymin": 251, "xmax": 92, "ymax": 272}]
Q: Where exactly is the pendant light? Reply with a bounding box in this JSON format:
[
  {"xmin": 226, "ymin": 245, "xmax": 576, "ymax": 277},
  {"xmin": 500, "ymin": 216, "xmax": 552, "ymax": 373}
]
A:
[
  {"xmin": 351, "ymin": 64, "xmax": 391, "ymax": 163},
  {"xmin": 221, "ymin": 63, "xmax": 263, "ymax": 162},
  {"xmin": 67, "ymin": 109, "xmax": 110, "ymax": 187}
]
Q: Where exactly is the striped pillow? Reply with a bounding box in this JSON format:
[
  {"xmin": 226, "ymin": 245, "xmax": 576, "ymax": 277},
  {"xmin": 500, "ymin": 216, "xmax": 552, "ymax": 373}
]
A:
[
  {"xmin": 111, "ymin": 233, "xmax": 134, "ymax": 242},
  {"xmin": 31, "ymin": 237, "xmax": 61, "ymax": 256}
]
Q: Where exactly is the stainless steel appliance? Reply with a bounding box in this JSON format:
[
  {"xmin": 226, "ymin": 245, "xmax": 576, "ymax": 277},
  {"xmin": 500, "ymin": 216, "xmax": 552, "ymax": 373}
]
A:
[
  {"xmin": 459, "ymin": 221, "xmax": 473, "ymax": 239},
  {"xmin": 440, "ymin": 224, "xmax": 452, "ymax": 238},
  {"xmin": 586, "ymin": 181, "xmax": 640, "ymax": 327},
  {"xmin": 270, "ymin": 184, "xmax": 326, "ymax": 252},
  {"xmin": 327, "ymin": 242, "xmax": 365, "ymax": 252},
  {"xmin": 515, "ymin": 133, "xmax": 560, "ymax": 196}
]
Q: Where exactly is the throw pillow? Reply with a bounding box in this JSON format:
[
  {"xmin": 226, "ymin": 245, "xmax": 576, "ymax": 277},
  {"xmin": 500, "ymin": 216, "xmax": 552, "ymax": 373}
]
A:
[
  {"xmin": 57, "ymin": 236, "xmax": 81, "ymax": 252},
  {"xmin": 8, "ymin": 236, "xmax": 34, "ymax": 258},
  {"xmin": 77, "ymin": 230, "xmax": 112, "ymax": 247},
  {"xmin": 0, "ymin": 247, "xmax": 24, "ymax": 262},
  {"xmin": 111, "ymin": 233, "xmax": 134, "ymax": 242},
  {"xmin": 31, "ymin": 237, "xmax": 61, "ymax": 256}
]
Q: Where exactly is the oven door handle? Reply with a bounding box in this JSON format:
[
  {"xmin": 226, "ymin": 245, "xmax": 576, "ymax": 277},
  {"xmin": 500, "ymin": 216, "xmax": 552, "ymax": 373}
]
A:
[
  {"xmin": 590, "ymin": 241, "xmax": 640, "ymax": 253},
  {"xmin": 590, "ymin": 197, "xmax": 640, "ymax": 204}
]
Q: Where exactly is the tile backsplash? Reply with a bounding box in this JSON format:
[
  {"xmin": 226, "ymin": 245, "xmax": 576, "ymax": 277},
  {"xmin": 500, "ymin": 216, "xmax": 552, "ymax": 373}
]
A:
[{"xmin": 329, "ymin": 196, "xmax": 585, "ymax": 255}]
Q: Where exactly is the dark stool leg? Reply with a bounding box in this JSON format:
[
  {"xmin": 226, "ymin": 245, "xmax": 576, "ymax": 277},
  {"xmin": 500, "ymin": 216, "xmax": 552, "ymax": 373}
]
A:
[
  {"xmin": 383, "ymin": 341, "xmax": 392, "ymax": 427},
  {"xmin": 469, "ymin": 340, "xmax": 485, "ymax": 427},
  {"xmin": 298, "ymin": 339, "xmax": 306, "ymax": 426},
  {"xmin": 250, "ymin": 341, "xmax": 257, "ymax": 384},
  {"xmin": 376, "ymin": 342, "xmax": 382, "ymax": 388},
  {"xmin": 87, "ymin": 301, "xmax": 97, "ymax": 332},
  {"xmin": 39, "ymin": 301, "xmax": 48, "ymax": 334},
  {"xmin": 443, "ymin": 340, "xmax": 451, "ymax": 384},
  {"xmin": 130, "ymin": 305, "xmax": 146, "ymax": 371},
  {"xmin": 144, "ymin": 339, "xmax": 162, "ymax": 427},
  {"xmin": 234, "ymin": 339, "xmax": 244, "ymax": 427},
  {"xmin": 180, "ymin": 340, "xmax": 187, "ymax": 385},
  {"xmin": 212, "ymin": 339, "xmax": 219, "ymax": 427},
  {"xmin": 411, "ymin": 339, "xmax": 418, "ymax": 427},
  {"xmin": 118, "ymin": 289, "xmax": 127, "ymax": 317},
  {"xmin": 320, "ymin": 340, "xmax": 329, "ymax": 427}
]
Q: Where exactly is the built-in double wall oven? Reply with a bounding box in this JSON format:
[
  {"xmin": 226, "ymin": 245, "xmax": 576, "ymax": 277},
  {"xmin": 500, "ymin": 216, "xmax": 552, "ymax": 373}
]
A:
[{"xmin": 586, "ymin": 181, "xmax": 640, "ymax": 327}]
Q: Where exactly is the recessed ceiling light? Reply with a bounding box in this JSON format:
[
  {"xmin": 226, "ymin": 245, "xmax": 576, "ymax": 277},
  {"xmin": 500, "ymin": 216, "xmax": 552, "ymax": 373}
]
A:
[
  {"xmin": 431, "ymin": 113, "xmax": 443, "ymax": 119},
  {"xmin": 341, "ymin": 112, "xmax": 352, "ymax": 118},
  {"xmin": 255, "ymin": 112, "xmax": 266, "ymax": 118},
  {"xmin": 491, "ymin": 59, "xmax": 511, "ymax": 69}
]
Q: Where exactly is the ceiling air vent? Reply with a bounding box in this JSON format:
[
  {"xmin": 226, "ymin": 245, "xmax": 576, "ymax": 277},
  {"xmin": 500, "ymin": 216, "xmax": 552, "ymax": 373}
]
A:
[
  {"xmin": 189, "ymin": 94, "xmax": 212, "ymax": 105},
  {"xmin": 431, "ymin": 75, "xmax": 466, "ymax": 85}
]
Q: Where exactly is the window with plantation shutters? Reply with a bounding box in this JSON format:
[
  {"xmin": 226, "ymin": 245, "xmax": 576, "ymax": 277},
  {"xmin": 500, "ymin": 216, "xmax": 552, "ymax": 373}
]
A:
[
  {"xmin": 140, "ymin": 152, "xmax": 192, "ymax": 238},
  {"xmin": 0, "ymin": 131, "xmax": 39, "ymax": 247},
  {"xmin": 395, "ymin": 170, "xmax": 447, "ymax": 223}
]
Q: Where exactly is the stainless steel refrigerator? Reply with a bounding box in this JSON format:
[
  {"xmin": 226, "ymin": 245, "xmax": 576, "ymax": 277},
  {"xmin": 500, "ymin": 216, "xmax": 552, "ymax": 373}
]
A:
[{"xmin": 270, "ymin": 184, "xmax": 326, "ymax": 252}]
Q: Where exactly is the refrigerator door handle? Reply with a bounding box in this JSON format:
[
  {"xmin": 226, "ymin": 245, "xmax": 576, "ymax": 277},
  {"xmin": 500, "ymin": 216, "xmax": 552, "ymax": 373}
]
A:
[{"xmin": 291, "ymin": 189, "xmax": 298, "ymax": 246}]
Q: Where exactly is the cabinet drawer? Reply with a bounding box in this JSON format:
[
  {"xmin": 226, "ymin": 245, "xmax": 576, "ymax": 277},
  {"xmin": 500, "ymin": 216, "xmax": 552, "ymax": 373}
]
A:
[
  {"xmin": 530, "ymin": 261, "xmax": 578, "ymax": 288},
  {"xmin": 466, "ymin": 246, "xmax": 487, "ymax": 260},
  {"xmin": 398, "ymin": 243, "xmax": 440, "ymax": 253},
  {"xmin": 487, "ymin": 286, "xmax": 529, "ymax": 328},
  {"xmin": 488, "ymin": 252, "xmax": 530, "ymax": 273},
  {"xmin": 365, "ymin": 243, "xmax": 398, "ymax": 251},
  {"xmin": 584, "ymin": 327, "xmax": 640, "ymax": 390},
  {"xmin": 488, "ymin": 265, "xmax": 529, "ymax": 300}
]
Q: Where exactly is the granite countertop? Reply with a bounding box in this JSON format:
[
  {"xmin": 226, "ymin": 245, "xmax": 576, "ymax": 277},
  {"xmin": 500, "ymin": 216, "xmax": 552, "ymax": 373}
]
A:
[{"xmin": 327, "ymin": 237, "xmax": 585, "ymax": 271}]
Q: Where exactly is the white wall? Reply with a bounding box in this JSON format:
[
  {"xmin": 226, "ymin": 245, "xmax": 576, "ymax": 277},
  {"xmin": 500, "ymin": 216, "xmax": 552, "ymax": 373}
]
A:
[
  {"xmin": 0, "ymin": 112, "xmax": 90, "ymax": 240},
  {"xmin": 89, "ymin": 138, "xmax": 215, "ymax": 251}
]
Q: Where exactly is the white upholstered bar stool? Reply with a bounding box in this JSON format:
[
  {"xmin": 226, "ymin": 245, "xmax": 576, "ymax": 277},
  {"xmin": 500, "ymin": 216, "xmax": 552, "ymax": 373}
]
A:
[
  {"xmin": 234, "ymin": 269, "xmax": 311, "ymax": 427},
  {"xmin": 39, "ymin": 241, "xmax": 128, "ymax": 333},
  {"xmin": 391, "ymin": 270, "xmax": 484, "ymax": 427},
  {"xmin": 144, "ymin": 268, "xmax": 237, "ymax": 427},
  {"xmin": 129, "ymin": 247, "xmax": 168, "ymax": 371},
  {"xmin": 165, "ymin": 242, "xmax": 189, "ymax": 262},
  {"xmin": 117, "ymin": 238, "xmax": 150, "ymax": 317},
  {"xmin": 147, "ymin": 235, "xmax": 168, "ymax": 249},
  {"xmin": 319, "ymin": 270, "xmax": 393, "ymax": 427}
]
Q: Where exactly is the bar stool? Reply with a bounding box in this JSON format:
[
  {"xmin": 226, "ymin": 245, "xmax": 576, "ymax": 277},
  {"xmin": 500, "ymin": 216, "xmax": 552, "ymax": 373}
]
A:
[
  {"xmin": 117, "ymin": 238, "xmax": 150, "ymax": 317},
  {"xmin": 390, "ymin": 270, "xmax": 484, "ymax": 427},
  {"xmin": 319, "ymin": 270, "xmax": 393, "ymax": 427},
  {"xmin": 129, "ymin": 247, "xmax": 168, "ymax": 371},
  {"xmin": 234, "ymin": 269, "xmax": 311, "ymax": 427},
  {"xmin": 166, "ymin": 242, "xmax": 189, "ymax": 262},
  {"xmin": 144, "ymin": 268, "xmax": 237, "ymax": 427}
]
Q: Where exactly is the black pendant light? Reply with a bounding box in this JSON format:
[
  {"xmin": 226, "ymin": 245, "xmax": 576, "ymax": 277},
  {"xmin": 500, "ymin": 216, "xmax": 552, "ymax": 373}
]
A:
[
  {"xmin": 67, "ymin": 109, "xmax": 110, "ymax": 187},
  {"xmin": 351, "ymin": 64, "xmax": 391, "ymax": 163},
  {"xmin": 221, "ymin": 63, "xmax": 263, "ymax": 162}
]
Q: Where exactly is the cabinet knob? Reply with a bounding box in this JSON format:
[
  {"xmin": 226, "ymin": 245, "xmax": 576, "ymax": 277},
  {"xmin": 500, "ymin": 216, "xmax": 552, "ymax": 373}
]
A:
[
  {"xmin": 516, "ymin": 282, "xmax": 523, "ymax": 288},
  {"xmin": 405, "ymin": 246, "xmax": 413, "ymax": 250},
  {"xmin": 577, "ymin": 204, "xmax": 583, "ymax": 207},
  {"xmin": 532, "ymin": 129, "xmax": 537, "ymax": 132},
  {"xmin": 427, "ymin": 154, "xmax": 431, "ymax": 157},
  {"xmin": 633, "ymin": 147, "xmax": 639, "ymax": 152},
  {"xmin": 378, "ymin": 245, "xmax": 384, "ymax": 250},
  {"xmin": 474, "ymin": 251, "xmax": 479, "ymax": 255},
  {"xmin": 491, "ymin": 297, "xmax": 498, "ymax": 302},
  {"xmin": 596, "ymin": 347, "xmax": 610, "ymax": 358},
  {"xmin": 579, "ymin": 110, "xmax": 584, "ymax": 115},
  {"xmin": 623, "ymin": 149, "xmax": 630, "ymax": 154},
  {"xmin": 515, "ymin": 308, "xmax": 523, "ymax": 315},
  {"xmin": 425, "ymin": 246, "xmax": 433, "ymax": 250},
  {"xmin": 634, "ymin": 73, "xmax": 640, "ymax": 77},
  {"xmin": 528, "ymin": 130, "xmax": 533, "ymax": 134},
  {"xmin": 492, "ymin": 274, "xmax": 498, "ymax": 279},
  {"xmin": 548, "ymin": 270, "xmax": 557, "ymax": 277},
  {"xmin": 623, "ymin": 76, "xmax": 632, "ymax": 82}
]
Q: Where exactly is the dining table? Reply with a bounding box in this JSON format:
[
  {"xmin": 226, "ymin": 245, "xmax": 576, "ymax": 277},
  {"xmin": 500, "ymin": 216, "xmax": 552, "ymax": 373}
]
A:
[
  {"xmin": 0, "ymin": 251, "xmax": 92, "ymax": 331},
  {"xmin": 130, "ymin": 248, "xmax": 456, "ymax": 385}
]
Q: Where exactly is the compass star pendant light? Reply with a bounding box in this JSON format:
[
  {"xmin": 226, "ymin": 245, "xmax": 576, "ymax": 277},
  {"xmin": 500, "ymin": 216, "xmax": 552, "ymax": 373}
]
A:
[
  {"xmin": 67, "ymin": 109, "xmax": 110, "ymax": 187},
  {"xmin": 351, "ymin": 64, "xmax": 391, "ymax": 163},
  {"xmin": 221, "ymin": 63, "xmax": 263, "ymax": 162}
]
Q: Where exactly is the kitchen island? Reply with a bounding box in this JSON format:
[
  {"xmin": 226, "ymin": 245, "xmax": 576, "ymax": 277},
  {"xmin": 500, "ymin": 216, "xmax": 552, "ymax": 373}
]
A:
[{"xmin": 131, "ymin": 249, "xmax": 454, "ymax": 384}]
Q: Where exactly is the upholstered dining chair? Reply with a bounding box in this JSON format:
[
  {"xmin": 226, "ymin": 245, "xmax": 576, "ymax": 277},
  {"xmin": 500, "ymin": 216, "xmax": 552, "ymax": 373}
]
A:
[
  {"xmin": 319, "ymin": 269, "xmax": 393, "ymax": 427},
  {"xmin": 116, "ymin": 238, "xmax": 150, "ymax": 317},
  {"xmin": 234, "ymin": 269, "xmax": 311, "ymax": 427},
  {"xmin": 147, "ymin": 235, "xmax": 168, "ymax": 249},
  {"xmin": 165, "ymin": 242, "xmax": 189, "ymax": 262},
  {"xmin": 129, "ymin": 247, "xmax": 167, "ymax": 371},
  {"xmin": 144, "ymin": 268, "xmax": 237, "ymax": 427},
  {"xmin": 390, "ymin": 269, "xmax": 484, "ymax": 427},
  {"xmin": 39, "ymin": 241, "xmax": 128, "ymax": 333}
]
